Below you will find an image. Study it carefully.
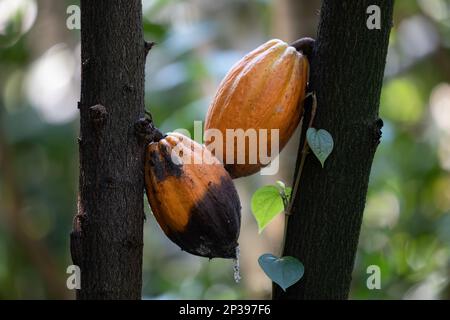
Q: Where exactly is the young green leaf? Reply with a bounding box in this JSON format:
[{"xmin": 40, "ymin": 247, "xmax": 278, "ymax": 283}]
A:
[
  {"xmin": 306, "ymin": 128, "xmax": 334, "ymax": 167},
  {"xmin": 258, "ymin": 254, "xmax": 304, "ymax": 291},
  {"xmin": 251, "ymin": 186, "xmax": 284, "ymax": 233},
  {"xmin": 276, "ymin": 180, "xmax": 286, "ymax": 190}
]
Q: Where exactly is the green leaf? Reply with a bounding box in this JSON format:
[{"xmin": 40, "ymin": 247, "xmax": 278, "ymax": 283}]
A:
[
  {"xmin": 251, "ymin": 186, "xmax": 284, "ymax": 233},
  {"xmin": 306, "ymin": 128, "xmax": 334, "ymax": 167},
  {"xmin": 258, "ymin": 254, "xmax": 304, "ymax": 291}
]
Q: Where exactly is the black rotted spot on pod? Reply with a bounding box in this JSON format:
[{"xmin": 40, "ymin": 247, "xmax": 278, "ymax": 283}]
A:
[
  {"xmin": 167, "ymin": 176, "xmax": 241, "ymax": 259},
  {"xmin": 148, "ymin": 149, "xmax": 183, "ymax": 182}
]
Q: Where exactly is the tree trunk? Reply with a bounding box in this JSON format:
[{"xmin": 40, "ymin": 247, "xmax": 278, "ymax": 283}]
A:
[
  {"xmin": 274, "ymin": 0, "xmax": 394, "ymax": 299},
  {"xmin": 71, "ymin": 0, "xmax": 146, "ymax": 299}
]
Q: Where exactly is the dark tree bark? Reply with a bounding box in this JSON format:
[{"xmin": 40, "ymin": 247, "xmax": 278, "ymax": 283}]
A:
[
  {"xmin": 274, "ymin": 0, "xmax": 394, "ymax": 299},
  {"xmin": 71, "ymin": 0, "xmax": 148, "ymax": 299}
]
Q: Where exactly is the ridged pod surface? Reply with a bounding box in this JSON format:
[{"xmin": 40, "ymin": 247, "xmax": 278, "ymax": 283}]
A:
[
  {"xmin": 144, "ymin": 132, "xmax": 241, "ymax": 259},
  {"xmin": 204, "ymin": 39, "xmax": 309, "ymax": 178}
]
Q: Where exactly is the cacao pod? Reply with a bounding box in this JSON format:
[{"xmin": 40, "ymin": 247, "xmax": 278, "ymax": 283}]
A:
[
  {"xmin": 204, "ymin": 39, "xmax": 309, "ymax": 178},
  {"xmin": 144, "ymin": 132, "xmax": 241, "ymax": 259}
]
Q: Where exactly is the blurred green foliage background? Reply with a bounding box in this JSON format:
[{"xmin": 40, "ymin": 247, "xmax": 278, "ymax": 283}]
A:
[{"xmin": 0, "ymin": 0, "xmax": 449, "ymax": 299}]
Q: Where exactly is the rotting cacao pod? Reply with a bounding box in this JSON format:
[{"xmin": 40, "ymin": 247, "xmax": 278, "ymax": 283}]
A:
[
  {"xmin": 144, "ymin": 132, "xmax": 241, "ymax": 259},
  {"xmin": 204, "ymin": 39, "xmax": 309, "ymax": 178}
]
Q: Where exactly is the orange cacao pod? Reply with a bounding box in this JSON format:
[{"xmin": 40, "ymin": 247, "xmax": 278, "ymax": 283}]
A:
[
  {"xmin": 204, "ymin": 39, "xmax": 309, "ymax": 178},
  {"xmin": 144, "ymin": 132, "xmax": 241, "ymax": 259}
]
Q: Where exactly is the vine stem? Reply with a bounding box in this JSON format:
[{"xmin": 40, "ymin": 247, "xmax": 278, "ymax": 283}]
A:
[{"xmin": 280, "ymin": 92, "xmax": 317, "ymax": 256}]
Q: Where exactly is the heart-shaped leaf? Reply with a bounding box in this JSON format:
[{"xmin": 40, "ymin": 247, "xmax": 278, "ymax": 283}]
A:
[
  {"xmin": 306, "ymin": 128, "xmax": 334, "ymax": 167},
  {"xmin": 258, "ymin": 254, "xmax": 304, "ymax": 291},
  {"xmin": 251, "ymin": 186, "xmax": 284, "ymax": 233}
]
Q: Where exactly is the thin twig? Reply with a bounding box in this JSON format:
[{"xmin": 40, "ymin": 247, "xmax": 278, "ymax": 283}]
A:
[
  {"xmin": 280, "ymin": 208, "xmax": 290, "ymax": 257},
  {"xmin": 286, "ymin": 92, "xmax": 317, "ymax": 216},
  {"xmin": 280, "ymin": 93, "xmax": 317, "ymax": 256}
]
